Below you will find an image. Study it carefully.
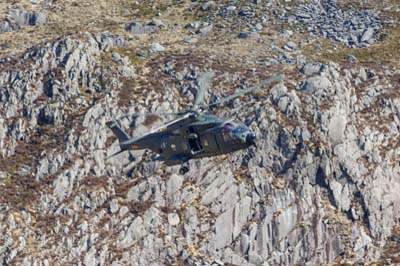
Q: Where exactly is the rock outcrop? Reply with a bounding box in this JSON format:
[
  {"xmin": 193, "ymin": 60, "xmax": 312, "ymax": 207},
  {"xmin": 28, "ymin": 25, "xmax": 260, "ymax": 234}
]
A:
[{"xmin": 1, "ymin": 8, "xmax": 47, "ymax": 33}]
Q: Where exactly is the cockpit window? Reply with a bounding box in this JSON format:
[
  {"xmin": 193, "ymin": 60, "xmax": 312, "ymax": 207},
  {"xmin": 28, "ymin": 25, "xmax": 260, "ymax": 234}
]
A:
[
  {"xmin": 223, "ymin": 123, "xmax": 234, "ymax": 131},
  {"xmin": 231, "ymin": 123, "xmax": 250, "ymax": 140},
  {"xmin": 232, "ymin": 123, "xmax": 247, "ymax": 134}
]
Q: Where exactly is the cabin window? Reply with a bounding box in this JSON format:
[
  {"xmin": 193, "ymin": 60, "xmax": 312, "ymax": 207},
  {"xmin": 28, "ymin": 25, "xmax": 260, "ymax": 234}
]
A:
[
  {"xmin": 203, "ymin": 139, "xmax": 209, "ymax": 147},
  {"xmin": 223, "ymin": 132, "xmax": 232, "ymax": 142}
]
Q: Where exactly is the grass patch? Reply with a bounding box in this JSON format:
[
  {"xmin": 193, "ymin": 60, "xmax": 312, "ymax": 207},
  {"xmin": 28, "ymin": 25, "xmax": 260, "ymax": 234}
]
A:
[
  {"xmin": 118, "ymin": 78, "xmax": 139, "ymax": 107},
  {"xmin": 110, "ymin": 47, "xmax": 143, "ymax": 66},
  {"xmin": 301, "ymin": 26, "xmax": 400, "ymax": 68},
  {"xmin": 338, "ymin": 0, "xmax": 400, "ymax": 14},
  {"xmin": 143, "ymin": 114, "xmax": 161, "ymax": 126},
  {"xmin": 127, "ymin": 0, "xmax": 184, "ymax": 18},
  {"xmin": 333, "ymin": 27, "xmax": 400, "ymax": 67},
  {"xmin": 129, "ymin": 200, "xmax": 154, "ymax": 216}
]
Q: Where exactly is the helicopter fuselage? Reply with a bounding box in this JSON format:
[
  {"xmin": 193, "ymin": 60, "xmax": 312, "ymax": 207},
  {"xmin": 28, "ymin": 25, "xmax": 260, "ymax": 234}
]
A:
[
  {"xmin": 107, "ymin": 75, "xmax": 283, "ymax": 173},
  {"xmin": 116, "ymin": 113, "xmax": 256, "ymax": 166}
]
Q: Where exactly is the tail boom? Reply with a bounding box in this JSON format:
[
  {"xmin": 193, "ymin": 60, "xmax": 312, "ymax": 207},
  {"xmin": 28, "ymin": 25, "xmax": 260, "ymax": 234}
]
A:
[{"xmin": 106, "ymin": 120, "xmax": 131, "ymax": 144}]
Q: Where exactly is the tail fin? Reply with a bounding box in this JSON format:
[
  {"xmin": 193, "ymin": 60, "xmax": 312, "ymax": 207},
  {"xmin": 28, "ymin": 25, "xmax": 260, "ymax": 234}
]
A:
[{"xmin": 106, "ymin": 120, "xmax": 130, "ymax": 143}]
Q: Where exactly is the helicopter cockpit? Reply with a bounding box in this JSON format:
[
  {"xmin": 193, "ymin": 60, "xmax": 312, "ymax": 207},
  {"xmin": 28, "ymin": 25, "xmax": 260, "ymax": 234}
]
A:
[{"xmin": 223, "ymin": 121, "xmax": 256, "ymax": 146}]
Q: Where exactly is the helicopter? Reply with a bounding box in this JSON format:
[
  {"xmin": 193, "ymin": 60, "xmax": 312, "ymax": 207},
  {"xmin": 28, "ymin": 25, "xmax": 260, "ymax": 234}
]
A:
[{"xmin": 107, "ymin": 73, "xmax": 284, "ymax": 174}]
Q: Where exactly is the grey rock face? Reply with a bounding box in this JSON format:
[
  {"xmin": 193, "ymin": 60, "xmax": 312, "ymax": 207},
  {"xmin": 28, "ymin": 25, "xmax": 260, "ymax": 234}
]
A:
[
  {"xmin": 32, "ymin": 11, "xmax": 47, "ymax": 25},
  {"xmin": 1, "ymin": 20, "xmax": 12, "ymax": 32},
  {"xmin": 118, "ymin": 217, "xmax": 146, "ymax": 248},
  {"xmin": 109, "ymin": 199, "xmax": 119, "ymax": 214},
  {"xmin": 301, "ymin": 75, "xmax": 332, "ymax": 94},
  {"xmin": 168, "ymin": 213, "xmax": 180, "ymax": 226},
  {"xmin": 0, "ymin": 8, "xmax": 48, "ymax": 33},
  {"xmin": 301, "ymin": 63, "xmax": 323, "ymax": 76},
  {"xmin": 9, "ymin": 8, "xmax": 48, "ymax": 26},
  {"xmin": 166, "ymin": 174, "xmax": 183, "ymax": 196},
  {"xmin": 328, "ymin": 106, "xmax": 347, "ymax": 144},
  {"xmin": 0, "ymin": 30, "xmax": 399, "ymax": 266}
]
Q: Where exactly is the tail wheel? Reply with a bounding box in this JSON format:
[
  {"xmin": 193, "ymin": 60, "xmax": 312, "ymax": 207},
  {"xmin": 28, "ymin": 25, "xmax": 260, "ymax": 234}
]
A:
[{"xmin": 179, "ymin": 166, "xmax": 189, "ymax": 175}]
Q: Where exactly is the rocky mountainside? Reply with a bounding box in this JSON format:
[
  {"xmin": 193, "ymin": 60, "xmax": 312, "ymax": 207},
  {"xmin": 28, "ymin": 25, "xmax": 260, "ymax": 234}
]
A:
[{"xmin": 0, "ymin": 0, "xmax": 399, "ymax": 265}]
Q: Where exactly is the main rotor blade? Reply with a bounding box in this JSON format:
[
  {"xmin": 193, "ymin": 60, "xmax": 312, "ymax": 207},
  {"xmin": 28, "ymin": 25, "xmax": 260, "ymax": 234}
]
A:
[
  {"xmin": 132, "ymin": 111, "xmax": 181, "ymax": 117},
  {"xmin": 192, "ymin": 71, "xmax": 215, "ymax": 111},
  {"xmin": 106, "ymin": 149, "xmax": 125, "ymax": 160},
  {"xmin": 205, "ymin": 75, "xmax": 284, "ymax": 109},
  {"xmin": 115, "ymin": 112, "xmax": 182, "ymax": 121}
]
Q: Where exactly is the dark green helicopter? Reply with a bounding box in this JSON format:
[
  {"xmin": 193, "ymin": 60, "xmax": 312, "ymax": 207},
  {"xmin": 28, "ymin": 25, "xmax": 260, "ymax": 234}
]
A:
[{"xmin": 107, "ymin": 74, "xmax": 284, "ymax": 174}]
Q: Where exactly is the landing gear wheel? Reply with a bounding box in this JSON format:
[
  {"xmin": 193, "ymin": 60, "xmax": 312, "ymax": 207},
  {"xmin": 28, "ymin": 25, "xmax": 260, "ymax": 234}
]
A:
[{"xmin": 179, "ymin": 166, "xmax": 189, "ymax": 175}]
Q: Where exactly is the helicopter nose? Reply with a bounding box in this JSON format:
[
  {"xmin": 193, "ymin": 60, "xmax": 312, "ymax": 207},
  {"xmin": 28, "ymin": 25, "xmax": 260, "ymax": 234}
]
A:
[{"xmin": 245, "ymin": 132, "xmax": 256, "ymax": 146}]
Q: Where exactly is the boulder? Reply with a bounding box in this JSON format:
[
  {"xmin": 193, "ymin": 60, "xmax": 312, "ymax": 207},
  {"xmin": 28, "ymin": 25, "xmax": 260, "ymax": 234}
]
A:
[{"xmin": 126, "ymin": 22, "xmax": 158, "ymax": 34}]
